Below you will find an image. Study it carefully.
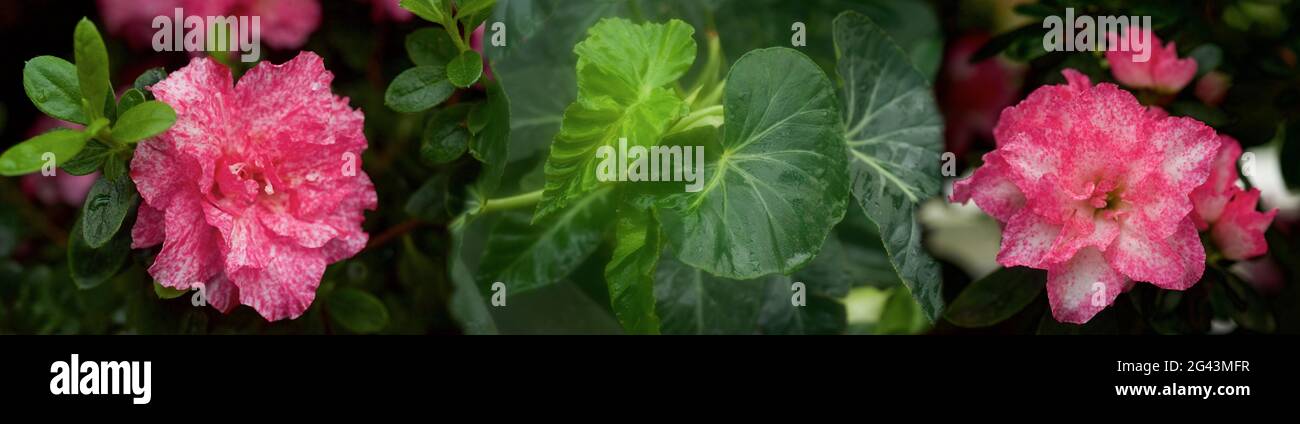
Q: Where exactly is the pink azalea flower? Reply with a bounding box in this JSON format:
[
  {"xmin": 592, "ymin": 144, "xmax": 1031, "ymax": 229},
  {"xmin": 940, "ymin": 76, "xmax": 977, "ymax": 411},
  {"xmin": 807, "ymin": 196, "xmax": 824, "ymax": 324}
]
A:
[
  {"xmin": 97, "ymin": 0, "xmax": 320, "ymax": 50},
  {"xmin": 469, "ymin": 24, "xmax": 493, "ymax": 81},
  {"xmin": 97, "ymin": 0, "xmax": 181, "ymax": 50},
  {"xmin": 1106, "ymin": 28, "xmax": 1198, "ymax": 95},
  {"xmin": 369, "ymin": 0, "xmax": 412, "ymax": 22},
  {"xmin": 951, "ymin": 69, "xmax": 1221, "ymax": 324},
  {"xmin": 1189, "ymin": 136, "xmax": 1277, "ymax": 260},
  {"xmin": 131, "ymin": 52, "xmax": 377, "ymax": 321},
  {"xmin": 184, "ymin": 0, "xmax": 321, "ymax": 50},
  {"xmin": 937, "ymin": 32, "xmax": 1025, "ymax": 159},
  {"xmin": 1195, "ymin": 71, "xmax": 1231, "ymax": 107}
]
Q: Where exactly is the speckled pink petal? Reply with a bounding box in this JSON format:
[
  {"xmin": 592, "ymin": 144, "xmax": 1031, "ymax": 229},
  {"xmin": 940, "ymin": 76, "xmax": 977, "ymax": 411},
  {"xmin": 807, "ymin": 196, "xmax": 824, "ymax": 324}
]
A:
[
  {"xmin": 146, "ymin": 57, "xmax": 234, "ymax": 194},
  {"xmin": 132, "ymin": 203, "xmax": 166, "ymax": 249},
  {"xmin": 1047, "ymin": 247, "xmax": 1127, "ymax": 324},
  {"xmin": 258, "ymin": 204, "xmax": 339, "ymax": 248},
  {"xmin": 996, "ymin": 210, "xmax": 1059, "ymax": 268},
  {"xmin": 231, "ymin": 242, "xmax": 326, "ymax": 321},
  {"xmin": 1213, "ymin": 188, "xmax": 1277, "ymax": 260},
  {"xmin": 1042, "ymin": 212, "xmax": 1119, "ymax": 265},
  {"xmin": 150, "ymin": 194, "xmax": 223, "ymax": 290},
  {"xmin": 204, "ymin": 273, "xmax": 240, "ymax": 314},
  {"xmin": 951, "ymin": 153, "xmax": 1025, "ymax": 223},
  {"xmin": 1168, "ymin": 217, "xmax": 1207, "ymax": 290},
  {"xmin": 1105, "ymin": 217, "xmax": 1202, "ymax": 290},
  {"xmin": 131, "ymin": 136, "xmax": 187, "ymax": 210}
]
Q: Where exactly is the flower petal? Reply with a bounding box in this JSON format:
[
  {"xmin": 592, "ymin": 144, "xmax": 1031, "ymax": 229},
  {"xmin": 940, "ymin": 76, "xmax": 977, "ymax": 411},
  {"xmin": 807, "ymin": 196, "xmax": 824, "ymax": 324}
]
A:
[
  {"xmin": 1047, "ymin": 247, "xmax": 1127, "ymax": 324},
  {"xmin": 951, "ymin": 152, "xmax": 1025, "ymax": 222},
  {"xmin": 1213, "ymin": 188, "xmax": 1277, "ymax": 260},
  {"xmin": 230, "ymin": 243, "xmax": 326, "ymax": 321},
  {"xmin": 131, "ymin": 202, "xmax": 166, "ymax": 249},
  {"xmin": 996, "ymin": 210, "xmax": 1059, "ymax": 268},
  {"xmin": 149, "ymin": 194, "xmax": 223, "ymax": 290}
]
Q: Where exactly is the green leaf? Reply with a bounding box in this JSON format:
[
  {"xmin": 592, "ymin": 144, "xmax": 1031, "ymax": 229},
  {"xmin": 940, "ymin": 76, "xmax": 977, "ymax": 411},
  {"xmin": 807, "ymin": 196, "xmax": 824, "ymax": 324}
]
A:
[
  {"xmin": 110, "ymin": 101, "xmax": 176, "ymax": 143},
  {"xmin": 454, "ymin": 0, "xmax": 496, "ymax": 19},
  {"xmin": 385, "ymin": 66, "xmax": 455, "ymax": 113},
  {"xmin": 478, "ymin": 187, "xmax": 612, "ymax": 296},
  {"xmin": 405, "ymin": 175, "xmax": 451, "ymax": 221},
  {"xmin": 835, "ymin": 11, "xmax": 945, "ymax": 321},
  {"xmin": 81, "ymin": 175, "xmax": 139, "ymax": 249},
  {"xmin": 603, "ymin": 204, "xmax": 662, "ymax": 334},
  {"xmin": 0, "ymin": 129, "xmax": 92, "ymax": 176},
  {"xmin": 491, "ymin": 0, "xmax": 632, "ymax": 163},
  {"xmin": 116, "ymin": 89, "xmax": 146, "ymax": 114},
  {"xmin": 757, "ymin": 279, "xmax": 847, "ymax": 335},
  {"xmin": 654, "ymin": 253, "xmax": 767, "ymax": 334},
  {"xmin": 656, "ymin": 47, "xmax": 848, "ymax": 279},
  {"xmin": 944, "ymin": 267, "xmax": 1045, "ymax": 327},
  {"xmin": 447, "ymin": 50, "xmax": 484, "ymax": 88},
  {"xmin": 327, "ymin": 287, "xmax": 390, "ymax": 334},
  {"xmin": 154, "ymin": 281, "xmax": 188, "ymax": 299},
  {"xmin": 68, "ymin": 213, "xmax": 130, "ymax": 289},
  {"xmin": 23, "ymin": 56, "xmax": 86, "ymax": 124},
  {"xmin": 449, "ymin": 222, "xmax": 500, "ymax": 334},
  {"xmin": 535, "ymin": 18, "xmax": 696, "ymax": 220},
  {"xmin": 133, "ymin": 67, "xmax": 167, "ymax": 96},
  {"xmin": 74, "ymin": 18, "xmax": 111, "ymax": 122},
  {"xmin": 469, "ymin": 79, "xmax": 511, "ymax": 195},
  {"xmin": 654, "ymin": 252, "xmax": 843, "ymax": 335},
  {"xmin": 401, "ymin": 0, "xmax": 452, "ymax": 26},
  {"xmin": 421, "ymin": 104, "xmax": 471, "ymax": 165},
  {"xmin": 406, "ymin": 27, "xmax": 458, "ymax": 67}
]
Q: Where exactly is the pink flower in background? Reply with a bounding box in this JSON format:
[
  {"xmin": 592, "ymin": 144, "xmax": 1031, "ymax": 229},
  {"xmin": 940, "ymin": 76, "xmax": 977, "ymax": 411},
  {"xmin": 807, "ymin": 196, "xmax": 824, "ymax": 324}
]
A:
[
  {"xmin": 370, "ymin": 0, "xmax": 412, "ymax": 22},
  {"xmin": 1195, "ymin": 71, "xmax": 1231, "ymax": 107},
  {"xmin": 952, "ymin": 69, "xmax": 1220, "ymax": 324},
  {"xmin": 132, "ymin": 52, "xmax": 376, "ymax": 321},
  {"xmin": 937, "ymin": 32, "xmax": 1024, "ymax": 159},
  {"xmin": 1106, "ymin": 28, "xmax": 1197, "ymax": 95},
  {"xmin": 1190, "ymin": 136, "xmax": 1277, "ymax": 260},
  {"xmin": 185, "ymin": 0, "xmax": 321, "ymax": 50},
  {"xmin": 98, "ymin": 0, "xmax": 321, "ymax": 50},
  {"xmin": 21, "ymin": 172, "xmax": 98, "ymax": 207},
  {"xmin": 97, "ymin": 0, "xmax": 179, "ymax": 50},
  {"xmin": 469, "ymin": 24, "xmax": 493, "ymax": 81},
  {"xmin": 18, "ymin": 117, "xmax": 97, "ymax": 207}
]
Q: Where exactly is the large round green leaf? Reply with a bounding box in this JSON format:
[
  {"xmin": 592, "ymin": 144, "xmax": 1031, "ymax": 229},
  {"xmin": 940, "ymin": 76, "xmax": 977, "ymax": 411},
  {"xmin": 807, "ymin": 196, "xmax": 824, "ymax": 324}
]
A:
[
  {"xmin": 654, "ymin": 253, "xmax": 845, "ymax": 335},
  {"xmin": 657, "ymin": 47, "xmax": 848, "ymax": 279},
  {"xmin": 834, "ymin": 11, "xmax": 944, "ymax": 321},
  {"xmin": 478, "ymin": 187, "xmax": 613, "ymax": 295}
]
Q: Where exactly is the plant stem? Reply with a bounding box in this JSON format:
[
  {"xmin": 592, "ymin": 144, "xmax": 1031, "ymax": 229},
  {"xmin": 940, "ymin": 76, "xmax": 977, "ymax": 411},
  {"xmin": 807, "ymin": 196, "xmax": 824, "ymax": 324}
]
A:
[
  {"xmin": 445, "ymin": 22, "xmax": 470, "ymax": 53},
  {"xmin": 479, "ymin": 189, "xmax": 543, "ymax": 214},
  {"xmin": 363, "ymin": 218, "xmax": 426, "ymax": 252}
]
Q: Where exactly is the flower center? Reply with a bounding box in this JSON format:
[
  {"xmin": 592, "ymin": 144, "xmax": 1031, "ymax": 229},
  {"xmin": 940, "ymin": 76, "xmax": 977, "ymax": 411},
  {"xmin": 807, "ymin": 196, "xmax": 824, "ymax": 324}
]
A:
[
  {"xmin": 211, "ymin": 156, "xmax": 284, "ymax": 210},
  {"xmin": 1075, "ymin": 178, "xmax": 1125, "ymax": 218}
]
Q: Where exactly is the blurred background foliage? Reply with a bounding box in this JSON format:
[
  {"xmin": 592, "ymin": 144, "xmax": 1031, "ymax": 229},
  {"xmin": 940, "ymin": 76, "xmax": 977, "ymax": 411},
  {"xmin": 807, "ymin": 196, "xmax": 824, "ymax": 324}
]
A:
[{"xmin": 1, "ymin": 0, "xmax": 1297, "ymax": 334}]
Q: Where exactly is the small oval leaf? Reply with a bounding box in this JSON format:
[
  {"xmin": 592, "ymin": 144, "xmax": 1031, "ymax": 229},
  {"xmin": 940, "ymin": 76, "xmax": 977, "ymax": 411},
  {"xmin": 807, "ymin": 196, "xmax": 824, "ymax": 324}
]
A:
[
  {"xmin": 447, "ymin": 50, "xmax": 484, "ymax": 88},
  {"xmin": 944, "ymin": 267, "xmax": 1046, "ymax": 328},
  {"xmin": 385, "ymin": 66, "xmax": 454, "ymax": 113},
  {"xmin": 327, "ymin": 287, "xmax": 390, "ymax": 334}
]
